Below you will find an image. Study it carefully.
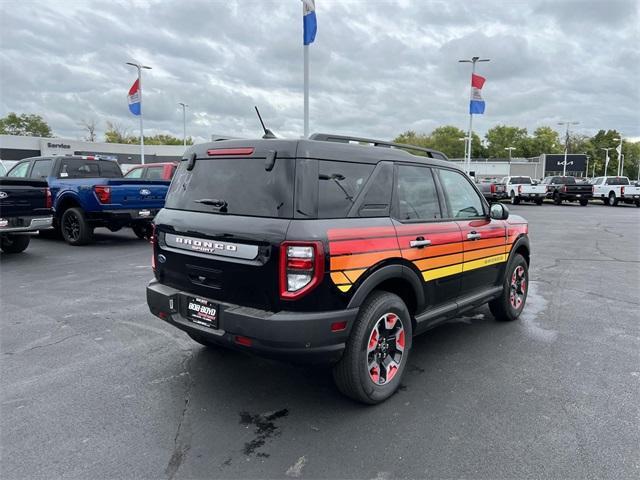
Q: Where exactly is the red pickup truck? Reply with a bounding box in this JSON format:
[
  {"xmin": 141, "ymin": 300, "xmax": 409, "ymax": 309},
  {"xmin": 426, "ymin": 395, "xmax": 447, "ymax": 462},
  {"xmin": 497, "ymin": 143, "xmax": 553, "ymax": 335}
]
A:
[{"xmin": 124, "ymin": 162, "xmax": 178, "ymax": 181}]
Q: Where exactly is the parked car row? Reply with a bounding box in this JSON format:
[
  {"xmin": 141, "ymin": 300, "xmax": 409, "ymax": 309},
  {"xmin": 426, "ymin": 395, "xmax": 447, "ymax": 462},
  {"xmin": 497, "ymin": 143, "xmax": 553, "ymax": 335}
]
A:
[
  {"xmin": 1, "ymin": 156, "xmax": 177, "ymax": 249},
  {"xmin": 476, "ymin": 175, "xmax": 640, "ymax": 207}
]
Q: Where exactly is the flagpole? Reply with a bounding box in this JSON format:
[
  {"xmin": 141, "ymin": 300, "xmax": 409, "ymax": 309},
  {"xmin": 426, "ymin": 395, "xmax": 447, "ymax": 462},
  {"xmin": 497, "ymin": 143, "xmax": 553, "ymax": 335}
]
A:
[
  {"xmin": 138, "ymin": 66, "xmax": 145, "ymax": 165},
  {"xmin": 126, "ymin": 61, "xmax": 151, "ymax": 165},
  {"xmin": 459, "ymin": 56, "xmax": 489, "ymax": 175},
  {"xmin": 304, "ymin": 44, "xmax": 309, "ymax": 138}
]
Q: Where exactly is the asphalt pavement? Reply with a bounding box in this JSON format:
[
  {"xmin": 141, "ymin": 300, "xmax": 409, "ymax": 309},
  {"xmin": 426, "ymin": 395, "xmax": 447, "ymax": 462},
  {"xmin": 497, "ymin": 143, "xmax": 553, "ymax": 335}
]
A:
[{"xmin": 1, "ymin": 202, "xmax": 639, "ymax": 479}]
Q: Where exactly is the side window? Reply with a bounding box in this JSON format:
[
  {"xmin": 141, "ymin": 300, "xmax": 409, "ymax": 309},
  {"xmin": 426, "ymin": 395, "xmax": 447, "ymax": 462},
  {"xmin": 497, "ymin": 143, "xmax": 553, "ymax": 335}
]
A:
[
  {"xmin": 8, "ymin": 162, "xmax": 30, "ymax": 178},
  {"xmin": 318, "ymin": 161, "xmax": 374, "ymax": 219},
  {"xmin": 98, "ymin": 161, "xmax": 123, "ymax": 178},
  {"xmin": 395, "ymin": 165, "xmax": 441, "ymax": 221},
  {"xmin": 357, "ymin": 162, "xmax": 393, "ymax": 217},
  {"xmin": 145, "ymin": 167, "xmax": 164, "ymax": 180},
  {"xmin": 29, "ymin": 159, "xmax": 52, "ymax": 179},
  {"xmin": 125, "ymin": 167, "xmax": 144, "ymax": 178},
  {"xmin": 437, "ymin": 169, "xmax": 485, "ymax": 219}
]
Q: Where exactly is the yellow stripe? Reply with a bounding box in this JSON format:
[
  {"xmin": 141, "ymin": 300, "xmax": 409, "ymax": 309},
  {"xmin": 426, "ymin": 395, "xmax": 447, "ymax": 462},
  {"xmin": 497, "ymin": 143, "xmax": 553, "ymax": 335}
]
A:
[
  {"xmin": 462, "ymin": 253, "xmax": 508, "ymax": 272},
  {"xmin": 337, "ymin": 285, "xmax": 352, "ymax": 292},
  {"xmin": 422, "ymin": 263, "xmax": 463, "ymax": 281}
]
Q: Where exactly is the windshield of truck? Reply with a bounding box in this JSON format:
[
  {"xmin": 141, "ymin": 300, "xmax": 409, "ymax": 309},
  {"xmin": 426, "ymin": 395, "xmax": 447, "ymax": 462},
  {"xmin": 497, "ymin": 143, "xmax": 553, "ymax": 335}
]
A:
[{"xmin": 165, "ymin": 157, "xmax": 294, "ymax": 218}]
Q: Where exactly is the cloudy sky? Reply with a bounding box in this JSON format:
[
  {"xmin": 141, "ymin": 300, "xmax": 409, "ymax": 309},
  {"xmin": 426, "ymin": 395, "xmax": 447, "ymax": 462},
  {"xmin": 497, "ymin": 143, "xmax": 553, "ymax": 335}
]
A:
[{"xmin": 1, "ymin": 0, "xmax": 638, "ymax": 143}]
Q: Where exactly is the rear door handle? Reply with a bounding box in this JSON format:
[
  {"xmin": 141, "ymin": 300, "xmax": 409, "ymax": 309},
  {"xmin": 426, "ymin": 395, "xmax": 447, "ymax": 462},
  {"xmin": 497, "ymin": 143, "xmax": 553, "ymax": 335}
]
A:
[
  {"xmin": 467, "ymin": 232, "xmax": 481, "ymax": 240},
  {"xmin": 410, "ymin": 238, "xmax": 432, "ymax": 248}
]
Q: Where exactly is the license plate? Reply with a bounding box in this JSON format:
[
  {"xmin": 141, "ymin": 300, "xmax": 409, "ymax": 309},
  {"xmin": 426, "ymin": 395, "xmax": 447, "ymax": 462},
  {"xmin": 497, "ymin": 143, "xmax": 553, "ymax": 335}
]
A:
[
  {"xmin": 138, "ymin": 209, "xmax": 151, "ymax": 217},
  {"xmin": 576, "ymin": 194, "xmax": 581, "ymax": 197},
  {"xmin": 186, "ymin": 296, "xmax": 218, "ymax": 328}
]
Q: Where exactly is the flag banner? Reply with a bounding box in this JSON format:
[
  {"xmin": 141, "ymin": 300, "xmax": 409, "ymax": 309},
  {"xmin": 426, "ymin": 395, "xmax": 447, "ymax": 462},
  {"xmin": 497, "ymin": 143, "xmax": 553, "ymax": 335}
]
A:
[
  {"xmin": 616, "ymin": 144, "xmax": 622, "ymax": 155},
  {"xmin": 303, "ymin": 0, "xmax": 317, "ymax": 45},
  {"xmin": 470, "ymin": 73, "xmax": 486, "ymax": 114},
  {"xmin": 128, "ymin": 79, "xmax": 141, "ymax": 116}
]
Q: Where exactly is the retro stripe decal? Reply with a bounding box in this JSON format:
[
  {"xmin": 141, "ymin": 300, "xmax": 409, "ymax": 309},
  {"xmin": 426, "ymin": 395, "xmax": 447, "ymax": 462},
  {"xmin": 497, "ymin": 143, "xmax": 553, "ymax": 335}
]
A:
[{"xmin": 328, "ymin": 223, "xmax": 518, "ymax": 292}]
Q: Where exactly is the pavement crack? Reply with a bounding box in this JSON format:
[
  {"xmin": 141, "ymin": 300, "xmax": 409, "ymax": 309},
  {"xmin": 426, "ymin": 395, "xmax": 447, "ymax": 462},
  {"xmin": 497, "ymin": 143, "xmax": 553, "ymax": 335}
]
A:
[
  {"xmin": 4, "ymin": 333, "xmax": 82, "ymax": 355},
  {"xmin": 165, "ymin": 350, "xmax": 195, "ymax": 480}
]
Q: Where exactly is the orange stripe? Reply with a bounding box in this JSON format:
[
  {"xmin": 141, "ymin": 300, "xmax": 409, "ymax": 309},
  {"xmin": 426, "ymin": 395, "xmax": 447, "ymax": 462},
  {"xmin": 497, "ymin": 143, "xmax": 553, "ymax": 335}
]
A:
[
  {"xmin": 464, "ymin": 245, "xmax": 506, "ymax": 261},
  {"xmin": 463, "ymin": 237, "xmax": 505, "ymax": 251},
  {"xmin": 330, "ymin": 250, "xmax": 401, "ymax": 271},
  {"xmin": 400, "ymin": 242, "xmax": 463, "ymax": 261},
  {"xmin": 414, "ymin": 252, "xmax": 463, "ymax": 271}
]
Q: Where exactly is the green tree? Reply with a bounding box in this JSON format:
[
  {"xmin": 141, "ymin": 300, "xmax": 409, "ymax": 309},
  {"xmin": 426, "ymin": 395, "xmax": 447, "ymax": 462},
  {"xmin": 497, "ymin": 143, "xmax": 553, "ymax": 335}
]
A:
[
  {"xmin": 394, "ymin": 127, "xmax": 483, "ymax": 158},
  {"xmin": 0, "ymin": 112, "xmax": 53, "ymax": 137},
  {"xmin": 105, "ymin": 122, "xmax": 192, "ymax": 145},
  {"xmin": 529, "ymin": 126, "xmax": 562, "ymax": 157},
  {"xmin": 144, "ymin": 134, "xmax": 193, "ymax": 145},
  {"xmin": 484, "ymin": 125, "xmax": 530, "ymax": 158}
]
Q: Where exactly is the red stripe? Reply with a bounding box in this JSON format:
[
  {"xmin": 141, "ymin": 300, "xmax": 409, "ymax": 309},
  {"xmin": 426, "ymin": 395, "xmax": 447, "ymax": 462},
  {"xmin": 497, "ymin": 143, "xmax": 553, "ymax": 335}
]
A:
[{"xmin": 330, "ymin": 237, "xmax": 399, "ymax": 255}]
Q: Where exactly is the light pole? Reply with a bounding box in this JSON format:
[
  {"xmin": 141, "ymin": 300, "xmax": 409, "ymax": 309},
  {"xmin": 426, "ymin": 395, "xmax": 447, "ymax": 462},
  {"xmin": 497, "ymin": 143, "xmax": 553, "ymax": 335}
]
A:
[
  {"xmin": 602, "ymin": 147, "xmax": 613, "ymax": 176},
  {"xmin": 505, "ymin": 146, "xmax": 515, "ymax": 161},
  {"xmin": 557, "ymin": 121, "xmax": 579, "ymax": 175},
  {"xmin": 178, "ymin": 102, "xmax": 188, "ymax": 147},
  {"xmin": 459, "ymin": 56, "xmax": 490, "ymax": 174},
  {"xmin": 126, "ymin": 61, "xmax": 152, "ymax": 164},
  {"xmin": 613, "ymin": 137, "xmax": 623, "ymax": 176}
]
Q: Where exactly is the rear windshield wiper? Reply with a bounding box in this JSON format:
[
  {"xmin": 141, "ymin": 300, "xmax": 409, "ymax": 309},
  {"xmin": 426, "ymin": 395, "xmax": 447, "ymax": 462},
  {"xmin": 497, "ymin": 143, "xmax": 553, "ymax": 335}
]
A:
[{"xmin": 194, "ymin": 198, "xmax": 228, "ymax": 209}]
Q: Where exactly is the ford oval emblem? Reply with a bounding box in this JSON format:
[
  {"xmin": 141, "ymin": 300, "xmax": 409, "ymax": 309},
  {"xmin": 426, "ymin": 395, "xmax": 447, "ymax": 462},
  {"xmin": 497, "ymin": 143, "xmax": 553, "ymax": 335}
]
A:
[
  {"xmin": 0, "ymin": 192, "xmax": 7, "ymax": 199},
  {"xmin": 139, "ymin": 188, "xmax": 151, "ymax": 196}
]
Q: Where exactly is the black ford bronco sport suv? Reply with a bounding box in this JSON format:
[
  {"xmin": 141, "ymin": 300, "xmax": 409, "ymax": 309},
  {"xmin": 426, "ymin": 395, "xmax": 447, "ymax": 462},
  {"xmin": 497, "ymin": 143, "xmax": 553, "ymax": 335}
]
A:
[{"xmin": 147, "ymin": 134, "xmax": 530, "ymax": 404}]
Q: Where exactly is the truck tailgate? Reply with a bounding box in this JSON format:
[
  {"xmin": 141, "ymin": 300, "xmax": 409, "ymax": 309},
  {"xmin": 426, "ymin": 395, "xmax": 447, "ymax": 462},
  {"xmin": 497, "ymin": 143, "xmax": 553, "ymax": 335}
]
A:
[
  {"xmin": 0, "ymin": 178, "xmax": 49, "ymax": 218},
  {"xmin": 104, "ymin": 180, "xmax": 170, "ymax": 209}
]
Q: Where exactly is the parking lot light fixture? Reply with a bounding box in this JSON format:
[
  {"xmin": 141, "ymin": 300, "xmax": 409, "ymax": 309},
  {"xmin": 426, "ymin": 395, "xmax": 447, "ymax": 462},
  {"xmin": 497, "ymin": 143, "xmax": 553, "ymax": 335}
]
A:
[
  {"xmin": 613, "ymin": 137, "xmax": 623, "ymax": 176},
  {"xmin": 557, "ymin": 121, "xmax": 579, "ymax": 175},
  {"xmin": 178, "ymin": 102, "xmax": 188, "ymax": 147},
  {"xmin": 505, "ymin": 146, "xmax": 515, "ymax": 161}
]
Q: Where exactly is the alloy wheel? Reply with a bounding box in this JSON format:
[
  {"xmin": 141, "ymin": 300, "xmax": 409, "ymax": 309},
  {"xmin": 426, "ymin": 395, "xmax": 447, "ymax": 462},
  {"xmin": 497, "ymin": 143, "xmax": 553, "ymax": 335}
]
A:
[
  {"xmin": 509, "ymin": 265, "xmax": 527, "ymax": 310},
  {"xmin": 367, "ymin": 312, "xmax": 405, "ymax": 386}
]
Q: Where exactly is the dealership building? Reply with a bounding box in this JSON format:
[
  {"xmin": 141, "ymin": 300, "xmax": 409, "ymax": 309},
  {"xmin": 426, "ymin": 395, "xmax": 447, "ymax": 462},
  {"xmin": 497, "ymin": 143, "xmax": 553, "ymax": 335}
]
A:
[
  {"xmin": 1, "ymin": 134, "xmax": 588, "ymax": 179},
  {"xmin": 0, "ymin": 135, "xmax": 186, "ymax": 171}
]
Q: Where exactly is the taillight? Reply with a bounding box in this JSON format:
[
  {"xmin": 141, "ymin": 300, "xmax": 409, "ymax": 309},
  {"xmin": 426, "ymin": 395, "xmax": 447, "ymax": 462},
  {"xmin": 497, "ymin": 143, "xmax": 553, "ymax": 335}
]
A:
[
  {"xmin": 94, "ymin": 185, "xmax": 111, "ymax": 204},
  {"xmin": 151, "ymin": 224, "xmax": 157, "ymax": 272},
  {"xmin": 279, "ymin": 241, "xmax": 324, "ymax": 300},
  {"xmin": 561, "ymin": 185, "xmax": 567, "ymax": 193},
  {"xmin": 620, "ymin": 186, "xmax": 625, "ymax": 196},
  {"xmin": 45, "ymin": 188, "xmax": 52, "ymax": 209},
  {"xmin": 518, "ymin": 185, "xmax": 522, "ymax": 194},
  {"xmin": 490, "ymin": 184, "xmax": 496, "ymax": 193}
]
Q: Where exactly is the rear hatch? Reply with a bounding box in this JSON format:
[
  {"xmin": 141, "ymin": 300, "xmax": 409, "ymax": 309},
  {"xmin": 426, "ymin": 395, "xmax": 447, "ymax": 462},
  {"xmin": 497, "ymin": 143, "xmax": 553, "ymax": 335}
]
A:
[
  {"xmin": 154, "ymin": 148, "xmax": 295, "ymax": 311},
  {"xmin": 0, "ymin": 178, "xmax": 49, "ymax": 219},
  {"xmin": 102, "ymin": 179, "xmax": 170, "ymax": 210}
]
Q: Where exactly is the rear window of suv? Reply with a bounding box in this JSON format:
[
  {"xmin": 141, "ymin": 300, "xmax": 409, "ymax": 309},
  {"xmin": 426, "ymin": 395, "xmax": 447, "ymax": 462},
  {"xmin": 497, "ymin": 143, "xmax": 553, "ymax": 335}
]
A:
[{"xmin": 165, "ymin": 157, "xmax": 295, "ymax": 218}]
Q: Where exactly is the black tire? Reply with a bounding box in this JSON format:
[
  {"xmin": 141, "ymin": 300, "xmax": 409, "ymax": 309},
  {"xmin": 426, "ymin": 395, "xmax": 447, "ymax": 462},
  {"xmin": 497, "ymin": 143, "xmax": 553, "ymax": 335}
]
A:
[
  {"xmin": 61, "ymin": 207, "xmax": 94, "ymax": 246},
  {"xmin": 510, "ymin": 191, "xmax": 520, "ymax": 205},
  {"xmin": 333, "ymin": 291, "xmax": 412, "ymax": 405},
  {"xmin": 608, "ymin": 192, "xmax": 618, "ymax": 206},
  {"xmin": 187, "ymin": 332, "xmax": 218, "ymax": 348},
  {"xmin": 602, "ymin": 198, "xmax": 608, "ymax": 205},
  {"xmin": 1, "ymin": 234, "xmax": 31, "ymax": 253},
  {"xmin": 132, "ymin": 224, "xmax": 152, "ymax": 241},
  {"xmin": 579, "ymin": 198, "xmax": 588, "ymax": 206},
  {"xmin": 489, "ymin": 253, "xmax": 529, "ymax": 322},
  {"xmin": 553, "ymin": 192, "xmax": 562, "ymax": 205},
  {"xmin": 535, "ymin": 198, "xmax": 543, "ymax": 205}
]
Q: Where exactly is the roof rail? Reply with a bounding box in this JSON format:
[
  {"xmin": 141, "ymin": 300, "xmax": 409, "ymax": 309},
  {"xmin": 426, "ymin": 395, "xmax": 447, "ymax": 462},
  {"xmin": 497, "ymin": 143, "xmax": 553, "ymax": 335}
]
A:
[{"xmin": 309, "ymin": 133, "xmax": 436, "ymax": 157}]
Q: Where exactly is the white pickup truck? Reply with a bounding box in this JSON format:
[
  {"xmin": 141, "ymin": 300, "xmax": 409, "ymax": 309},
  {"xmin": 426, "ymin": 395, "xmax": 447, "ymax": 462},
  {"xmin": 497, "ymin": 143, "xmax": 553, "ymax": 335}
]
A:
[
  {"xmin": 501, "ymin": 176, "xmax": 547, "ymax": 205},
  {"xmin": 591, "ymin": 176, "xmax": 640, "ymax": 207}
]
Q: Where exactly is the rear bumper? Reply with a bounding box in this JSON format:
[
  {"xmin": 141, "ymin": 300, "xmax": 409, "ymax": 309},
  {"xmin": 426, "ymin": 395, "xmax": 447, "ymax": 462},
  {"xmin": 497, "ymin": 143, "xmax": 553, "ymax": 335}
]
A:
[
  {"xmin": 86, "ymin": 208, "xmax": 160, "ymax": 225},
  {"xmin": 484, "ymin": 193, "xmax": 508, "ymax": 201},
  {"xmin": 0, "ymin": 216, "xmax": 53, "ymax": 233},
  {"xmin": 146, "ymin": 280, "xmax": 359, "ymax": 364}
]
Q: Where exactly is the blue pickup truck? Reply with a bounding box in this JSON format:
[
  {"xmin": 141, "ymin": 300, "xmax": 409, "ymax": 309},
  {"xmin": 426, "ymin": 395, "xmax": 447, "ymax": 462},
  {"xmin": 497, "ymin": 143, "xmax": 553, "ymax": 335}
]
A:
[{"xmin": 6, "ymin": 156, "xmax": 169, "ymax": 245}]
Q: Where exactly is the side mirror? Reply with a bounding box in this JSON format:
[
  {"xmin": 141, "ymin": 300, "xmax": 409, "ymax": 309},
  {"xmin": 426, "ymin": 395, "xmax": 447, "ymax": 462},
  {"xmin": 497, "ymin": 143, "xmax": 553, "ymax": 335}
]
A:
[{"xmin": 490, "ymin": 203, "xmax": 509, "ymax": 220}]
